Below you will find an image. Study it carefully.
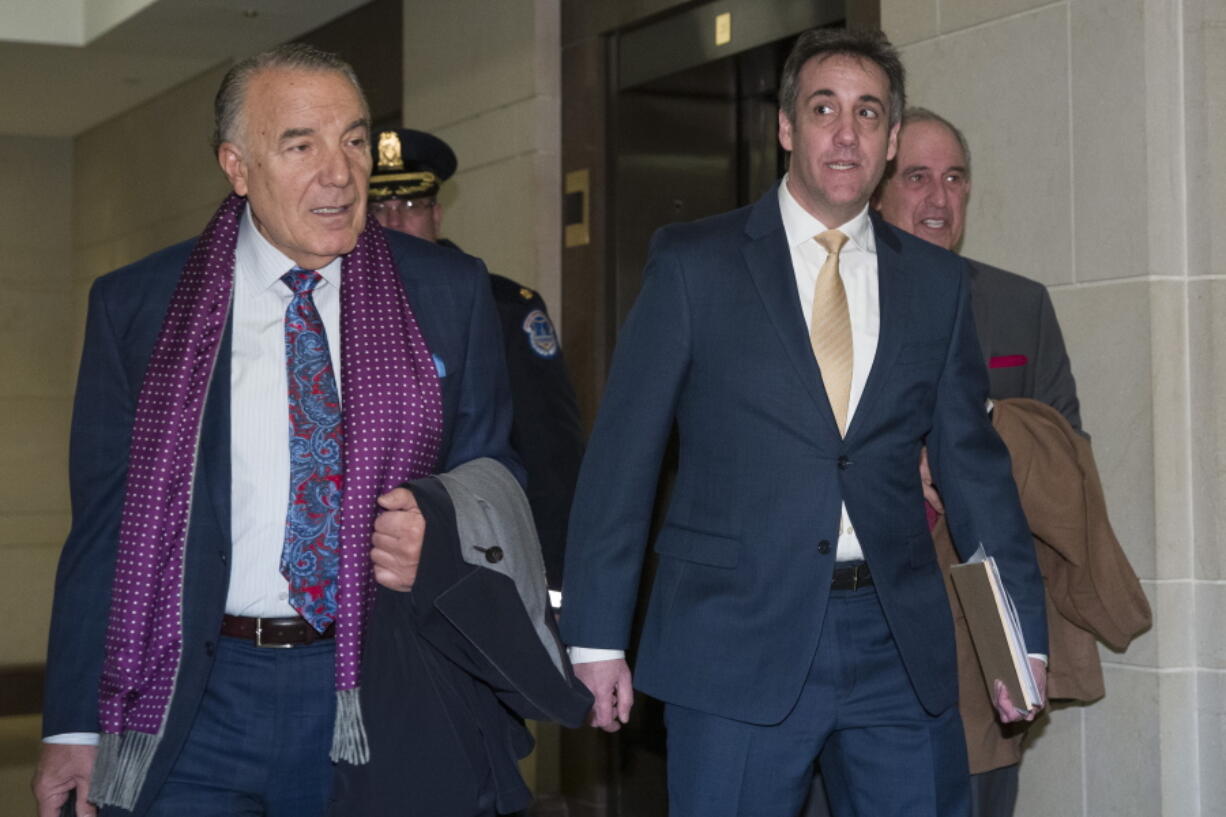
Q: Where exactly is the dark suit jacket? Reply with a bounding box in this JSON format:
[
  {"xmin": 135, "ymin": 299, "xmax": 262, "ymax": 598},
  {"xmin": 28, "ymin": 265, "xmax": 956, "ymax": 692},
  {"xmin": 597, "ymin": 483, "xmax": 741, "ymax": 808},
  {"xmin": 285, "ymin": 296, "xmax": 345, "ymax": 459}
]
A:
[
  {"xmin": 43, "ymin": 225, "xmax": 519, "ymax": 816},
  {"xmin": 560, "ymin": 185, "xmax": 1047, "ymax": 724},
  {"xmin": 968, "ymin": 259, "xmax": 1082, "ymax": 432}
]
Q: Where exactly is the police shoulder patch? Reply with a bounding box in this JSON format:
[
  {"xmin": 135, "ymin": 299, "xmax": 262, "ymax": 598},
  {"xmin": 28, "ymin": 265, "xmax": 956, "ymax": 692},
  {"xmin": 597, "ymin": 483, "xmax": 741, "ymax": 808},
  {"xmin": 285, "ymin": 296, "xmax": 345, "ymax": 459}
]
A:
[{"xmin": 521, "ymin": 309, "xmax": 559, "ymax": 358}]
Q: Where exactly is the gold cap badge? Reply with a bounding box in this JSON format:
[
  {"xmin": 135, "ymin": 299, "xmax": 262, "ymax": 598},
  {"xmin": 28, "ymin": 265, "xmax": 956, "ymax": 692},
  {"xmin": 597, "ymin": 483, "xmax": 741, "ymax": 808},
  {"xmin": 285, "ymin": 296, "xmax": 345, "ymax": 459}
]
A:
[{"xmin": 377, "ymin": 131, "xmax": 404, "ymax": 171}]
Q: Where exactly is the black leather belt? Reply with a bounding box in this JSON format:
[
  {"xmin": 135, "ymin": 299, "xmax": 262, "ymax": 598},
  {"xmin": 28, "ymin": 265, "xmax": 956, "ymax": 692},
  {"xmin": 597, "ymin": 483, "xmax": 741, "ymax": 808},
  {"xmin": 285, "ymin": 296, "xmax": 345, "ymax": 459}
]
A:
[
  {"xmin": 221, "ymin": 614, "xmax": 334, "ymax": 648},
  {"xmin": 831, "ymin": 562, "xmax": 873, "ymax": 590}
]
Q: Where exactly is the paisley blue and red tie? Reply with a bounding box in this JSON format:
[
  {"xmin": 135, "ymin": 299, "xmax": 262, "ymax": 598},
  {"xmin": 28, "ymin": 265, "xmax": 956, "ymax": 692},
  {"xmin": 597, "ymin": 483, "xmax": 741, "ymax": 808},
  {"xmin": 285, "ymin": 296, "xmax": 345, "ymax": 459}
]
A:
[{"xmin": 281, "ymin": 268, "xmax": 342, "ymax": 632}]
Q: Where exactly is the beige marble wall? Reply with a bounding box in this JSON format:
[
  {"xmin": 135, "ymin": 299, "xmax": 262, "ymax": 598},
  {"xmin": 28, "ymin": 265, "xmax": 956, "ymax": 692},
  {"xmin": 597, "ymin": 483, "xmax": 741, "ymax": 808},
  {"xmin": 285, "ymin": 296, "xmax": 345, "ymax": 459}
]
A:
[
  {"xmin": 402, "ymin": 0, "xmax": 563, "ymax": 326},
  {"xmin": 73, "ymin": 63, "xmax": 232, "ymax": 323},
  {"xmin": 883, "ymin": 0, "xmax": 1223, "ymax": 813},
  {"xmin": 0, "ymin": 135, "xmax": 73, "ymax": 667}
]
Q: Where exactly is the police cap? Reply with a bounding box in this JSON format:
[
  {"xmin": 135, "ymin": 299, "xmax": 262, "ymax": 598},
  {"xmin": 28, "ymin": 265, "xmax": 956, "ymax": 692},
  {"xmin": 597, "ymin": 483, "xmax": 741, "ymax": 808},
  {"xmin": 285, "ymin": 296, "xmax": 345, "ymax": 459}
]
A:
[{"xmin": 368, "ymin": 128, "xmax": 457, "ymax": 201}]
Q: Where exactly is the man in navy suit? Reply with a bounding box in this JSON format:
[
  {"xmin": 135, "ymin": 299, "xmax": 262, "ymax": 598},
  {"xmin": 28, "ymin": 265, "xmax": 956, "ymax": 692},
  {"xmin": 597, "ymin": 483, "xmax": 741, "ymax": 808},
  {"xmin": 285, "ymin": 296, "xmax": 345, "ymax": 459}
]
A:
[
  {"xmin": 560, "ymin": 28, "xmax": 1048, "ymax": 817},
  {"xmin": 33, "ymin": 45, "xmax": 516, "ymax": 817}
]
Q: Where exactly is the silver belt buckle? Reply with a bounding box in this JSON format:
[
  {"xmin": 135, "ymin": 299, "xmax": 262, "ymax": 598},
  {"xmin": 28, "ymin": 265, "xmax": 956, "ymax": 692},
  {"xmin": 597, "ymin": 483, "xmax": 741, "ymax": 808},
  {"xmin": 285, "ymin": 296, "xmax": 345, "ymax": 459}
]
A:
[{"xmin": 255, "ymin": 617, "xmax": 293, "ymax": 648}]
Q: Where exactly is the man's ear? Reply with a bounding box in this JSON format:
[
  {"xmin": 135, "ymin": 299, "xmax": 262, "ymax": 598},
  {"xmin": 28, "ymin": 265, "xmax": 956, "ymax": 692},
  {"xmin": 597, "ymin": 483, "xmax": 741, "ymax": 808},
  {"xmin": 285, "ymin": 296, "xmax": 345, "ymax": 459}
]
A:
[
  {"xmin": 778, "ymin": 108, "xmax": 794, "ymax": 153},
  {"xmin": 885, "ymin": 121, "xmax": 900, "ymax": 162},
  {"xmin": 217, "ymin": 142, "xmax": 249, "ymax": 197},
  {"xmin": 431, "ymin": 200, "xmax": 444, "ymax": 236}
]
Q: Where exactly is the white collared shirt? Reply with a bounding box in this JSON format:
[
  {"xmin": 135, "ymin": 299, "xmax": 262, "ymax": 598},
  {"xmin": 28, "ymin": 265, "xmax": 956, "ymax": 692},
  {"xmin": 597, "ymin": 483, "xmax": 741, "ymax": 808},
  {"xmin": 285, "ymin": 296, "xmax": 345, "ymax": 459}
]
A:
[
  {"xmin": 227, "ymin": 207, "xmax": 344, "ymax": 617},
  {"xmin": 777, "ymin": 175, "xmax": 880, "ymax": 562}
]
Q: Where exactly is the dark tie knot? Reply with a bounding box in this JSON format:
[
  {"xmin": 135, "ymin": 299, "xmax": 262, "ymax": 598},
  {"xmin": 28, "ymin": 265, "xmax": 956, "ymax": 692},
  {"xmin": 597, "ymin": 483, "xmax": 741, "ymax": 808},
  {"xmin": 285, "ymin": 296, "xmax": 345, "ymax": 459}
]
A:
[{"xmin": 282, "ymin": 267, "xmax": 322, "ymax": 296}]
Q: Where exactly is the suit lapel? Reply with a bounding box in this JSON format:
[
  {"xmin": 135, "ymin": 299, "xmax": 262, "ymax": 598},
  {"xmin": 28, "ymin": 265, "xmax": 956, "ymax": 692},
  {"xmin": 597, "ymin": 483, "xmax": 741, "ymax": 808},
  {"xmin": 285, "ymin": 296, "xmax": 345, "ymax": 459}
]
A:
[
  {"xmin": 196, "ymin": 314, "xmax": 232, "ymax": 546},
  {"xmin": 741, "ymin": 187, "xmax": 841, "ymax": 438},
  {"xmin": 845, "ymin": 214, "xmax": 906, "ymax": 441}
]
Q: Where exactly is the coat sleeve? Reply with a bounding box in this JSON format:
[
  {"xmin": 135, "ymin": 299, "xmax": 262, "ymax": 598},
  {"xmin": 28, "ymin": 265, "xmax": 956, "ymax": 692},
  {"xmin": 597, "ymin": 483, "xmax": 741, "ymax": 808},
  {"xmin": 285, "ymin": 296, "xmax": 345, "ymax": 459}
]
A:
[
  {"xmin": 1032, "ymin": 287, "xmax": 1084, "ymax": 435},
  {"xmin": 559, "ymin": 230, "xmax": 691, "ymax": 651},
  {"xmin": 438, "ymin": 259, "xmax": 524, "ymax": 486},
  {"xmin": 927, "ymin": 267, "xmax": 1049, "ymax": 656},
  {"xmin": 43, "ymin": 277, "xmax": 134, "ymax": 735}
]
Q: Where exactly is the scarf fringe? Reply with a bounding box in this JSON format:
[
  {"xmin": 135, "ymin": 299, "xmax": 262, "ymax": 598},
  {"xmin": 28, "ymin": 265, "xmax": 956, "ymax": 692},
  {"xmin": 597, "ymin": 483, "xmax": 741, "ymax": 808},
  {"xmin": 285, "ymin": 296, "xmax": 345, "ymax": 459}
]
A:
[
  {"xmin": 91, "ymin": 730, "xmax": 160, "ymax": 811},
  {"xmin": 330, "ymin": 687, "xmax": 370, "ymax": 764}
]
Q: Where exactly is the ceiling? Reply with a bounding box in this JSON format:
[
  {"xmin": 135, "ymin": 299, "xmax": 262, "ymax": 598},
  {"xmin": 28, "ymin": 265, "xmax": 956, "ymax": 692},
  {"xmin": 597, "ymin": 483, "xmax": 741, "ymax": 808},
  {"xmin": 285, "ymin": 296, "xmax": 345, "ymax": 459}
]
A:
[{"xmin": 0, "ymin": 0, "xmax": 372, "ymax": 138}]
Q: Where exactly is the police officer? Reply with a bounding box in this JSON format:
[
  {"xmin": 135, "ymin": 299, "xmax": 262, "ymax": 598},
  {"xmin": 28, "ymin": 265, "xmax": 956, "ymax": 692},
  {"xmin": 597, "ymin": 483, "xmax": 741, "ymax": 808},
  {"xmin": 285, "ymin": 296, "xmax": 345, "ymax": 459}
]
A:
[{"xmin": 369, "ymin": 128, "xmax": 584, "ymax": 592}]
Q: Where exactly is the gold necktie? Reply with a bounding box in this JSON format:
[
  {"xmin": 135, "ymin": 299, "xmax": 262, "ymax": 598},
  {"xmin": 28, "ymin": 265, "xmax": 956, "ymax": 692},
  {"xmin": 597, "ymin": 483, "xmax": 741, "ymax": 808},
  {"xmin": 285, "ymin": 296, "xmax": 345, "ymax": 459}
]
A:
[{"xmin": 810, "ymin": 229, "xmax": 853, "ymax": 436}]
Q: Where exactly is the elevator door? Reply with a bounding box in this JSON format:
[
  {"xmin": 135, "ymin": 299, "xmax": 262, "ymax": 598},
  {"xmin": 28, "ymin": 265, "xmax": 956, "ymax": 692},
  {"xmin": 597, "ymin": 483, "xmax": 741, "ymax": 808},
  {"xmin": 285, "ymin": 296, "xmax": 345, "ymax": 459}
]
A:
[
  {"xmin": 603, "ymin": 35, "xmax": 791, "ymax": 817},
  {"xmin": 611, "ymin": 40, "xmax": 787, "ymax": 329}
]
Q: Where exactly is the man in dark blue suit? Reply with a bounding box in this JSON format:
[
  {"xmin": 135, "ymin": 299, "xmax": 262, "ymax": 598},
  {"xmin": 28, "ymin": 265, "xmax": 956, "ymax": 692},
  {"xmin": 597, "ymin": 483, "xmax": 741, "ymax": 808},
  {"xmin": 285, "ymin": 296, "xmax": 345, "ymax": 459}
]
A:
[
  {"xmin": 560, "ymin": 28, "xmax": 1048, "ymax": 817},
  {"xmin": 33, "ymin": 44, "xmax": 516, "ymax": 817}
]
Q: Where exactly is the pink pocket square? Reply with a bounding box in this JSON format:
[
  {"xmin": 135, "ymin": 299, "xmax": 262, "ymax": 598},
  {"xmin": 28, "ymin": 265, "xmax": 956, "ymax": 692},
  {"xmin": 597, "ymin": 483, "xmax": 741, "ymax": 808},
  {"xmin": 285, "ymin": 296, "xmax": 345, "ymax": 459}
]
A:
[{"xmin": 989, "ymin": 354, "xmax": 1028, "ymax": 369}]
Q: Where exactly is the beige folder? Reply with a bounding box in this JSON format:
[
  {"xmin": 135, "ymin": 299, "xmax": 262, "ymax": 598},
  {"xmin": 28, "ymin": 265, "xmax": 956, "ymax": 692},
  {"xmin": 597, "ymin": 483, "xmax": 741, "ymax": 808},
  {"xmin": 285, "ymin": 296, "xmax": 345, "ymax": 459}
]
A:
[{"xmin": 949, "ymin": 551, "xmax": 1041, "ymax": 711}]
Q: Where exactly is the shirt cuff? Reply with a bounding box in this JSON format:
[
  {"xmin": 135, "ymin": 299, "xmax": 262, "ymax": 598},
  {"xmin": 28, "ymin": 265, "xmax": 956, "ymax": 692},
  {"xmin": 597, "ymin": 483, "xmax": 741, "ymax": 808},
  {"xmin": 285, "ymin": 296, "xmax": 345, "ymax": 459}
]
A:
[
  {"xmin": 568, "ymin": 646, "xmax": 625, "ymax": 664},
  {"xmin": 43, "ymin": 732, "xmax": 100, "ymax": 746},
  {"xmin": 1028, "ymin": 653, "xmax": 1048, "ymax": 666}
]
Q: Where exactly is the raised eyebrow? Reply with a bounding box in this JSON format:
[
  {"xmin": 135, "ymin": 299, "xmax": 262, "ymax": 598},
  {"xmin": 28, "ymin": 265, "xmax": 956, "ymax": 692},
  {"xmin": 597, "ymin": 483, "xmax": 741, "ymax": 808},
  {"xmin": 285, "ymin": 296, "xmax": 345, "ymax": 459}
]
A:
[
  {"xmin": 344, "ymin": 118, "xmax": 370, "ymax": 135},
  {"xmin": 945, "ymin": 165, "xmax": 970, "ymax": 177},
  {"xmin": 900, "ymin": 164, "xmax": 931, "ymax": 176},
  {"xmin": 857, "ymin": 93, "xmax": 886, "ymax": 109}
]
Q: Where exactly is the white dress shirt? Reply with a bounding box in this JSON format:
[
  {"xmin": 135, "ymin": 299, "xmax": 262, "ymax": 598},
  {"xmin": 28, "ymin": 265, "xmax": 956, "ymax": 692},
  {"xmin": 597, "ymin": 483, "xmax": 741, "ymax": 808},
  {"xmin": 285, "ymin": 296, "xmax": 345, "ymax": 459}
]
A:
[
  {"xmin": 228, "ymin": 207, "xmax": 343, "ymax": 618},
  {"xmin": 570, "ymin": 178, "xmax": 881, "ymax": 665},
  {"xmin": 777, "ymin": 176, "xmax": 879, "ymax": 563}
]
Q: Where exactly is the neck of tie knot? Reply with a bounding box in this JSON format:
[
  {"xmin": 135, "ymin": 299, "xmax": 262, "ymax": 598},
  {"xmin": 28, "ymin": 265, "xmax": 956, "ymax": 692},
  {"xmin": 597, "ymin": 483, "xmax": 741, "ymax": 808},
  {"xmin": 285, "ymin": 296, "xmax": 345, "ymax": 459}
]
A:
[
  {"xmin": 815, "ymin": 229, "xmax": 849, "ymax": 256},
  {"xmin": 282, "ymin": 267, "xmax": 321, "ymax": 296}
]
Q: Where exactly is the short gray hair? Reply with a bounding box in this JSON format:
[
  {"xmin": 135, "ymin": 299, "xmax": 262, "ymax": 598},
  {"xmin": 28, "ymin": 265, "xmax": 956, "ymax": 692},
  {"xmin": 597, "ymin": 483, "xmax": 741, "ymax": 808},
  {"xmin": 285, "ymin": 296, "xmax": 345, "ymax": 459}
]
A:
[
  {"xmin": 211, "ymin": 42, "xmax": 367, "ymax": 154},
  {"xmin": 897, "ymin": 107, "xmax": 972, "ymax": 178},
  {"xmin": 779, "ymin": 28, "xmax": 906, "ymax": 130}
]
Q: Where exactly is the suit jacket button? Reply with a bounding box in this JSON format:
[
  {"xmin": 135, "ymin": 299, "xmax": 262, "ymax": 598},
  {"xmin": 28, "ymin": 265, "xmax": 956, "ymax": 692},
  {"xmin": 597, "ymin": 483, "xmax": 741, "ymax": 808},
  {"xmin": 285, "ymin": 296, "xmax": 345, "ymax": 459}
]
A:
[
  {"xmin": 837, "ymin": 455, "xmax": 850, "ymax": 470},
  {"xmin": 817, "ymin": 540, "xmax": 831, "ymax": 554},
  {"xmin": 484, "ymin": 546, "xmax": 504, "ymax": 564},
  {"xmin": 204, "ymin": 641, "xmax": 215, "ymax": 656}
]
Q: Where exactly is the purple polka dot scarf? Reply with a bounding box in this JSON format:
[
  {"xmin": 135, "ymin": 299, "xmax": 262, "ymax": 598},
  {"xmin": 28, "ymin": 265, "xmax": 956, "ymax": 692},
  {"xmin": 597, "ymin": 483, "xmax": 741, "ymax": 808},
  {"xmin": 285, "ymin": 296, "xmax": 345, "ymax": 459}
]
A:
[{"xmin": 92, "ymin": 193, "xmax": 443, "ymax": 810}]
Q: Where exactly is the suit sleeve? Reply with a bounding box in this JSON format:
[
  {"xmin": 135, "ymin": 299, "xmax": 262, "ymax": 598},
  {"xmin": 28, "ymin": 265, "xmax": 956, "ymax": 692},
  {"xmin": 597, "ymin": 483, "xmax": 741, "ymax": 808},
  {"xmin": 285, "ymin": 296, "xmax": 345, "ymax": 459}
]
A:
[
  {"xmin": 927, "ymin": 267, "xmax": 1049, "ymax": 656},
  {"xmin": 439, "ymin": 259, "xmax": 524, "ymax": 485},
  {"xmin": 559, "ymin": 232, "xmax": 690, "ymax": 651},
  {"xmin": 43, "ymin": 278, "xmax": 133, "ymax": 735},
  {"xmin": 1032, "ymin": 288, "xmax": 1084, "ymax": 435}
]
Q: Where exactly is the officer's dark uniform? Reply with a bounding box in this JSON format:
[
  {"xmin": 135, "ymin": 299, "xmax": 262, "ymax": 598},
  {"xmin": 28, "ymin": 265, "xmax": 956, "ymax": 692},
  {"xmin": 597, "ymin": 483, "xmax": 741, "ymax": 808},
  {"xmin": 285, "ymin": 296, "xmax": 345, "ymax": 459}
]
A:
[{"xmin": 369, "ymin": 129, "xmax": 584, "ymax": 590}]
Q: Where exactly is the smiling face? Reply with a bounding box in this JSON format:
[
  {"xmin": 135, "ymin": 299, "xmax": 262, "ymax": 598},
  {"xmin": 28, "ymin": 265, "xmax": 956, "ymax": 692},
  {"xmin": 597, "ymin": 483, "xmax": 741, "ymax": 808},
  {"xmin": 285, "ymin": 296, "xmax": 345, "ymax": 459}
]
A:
[
  {"xmin": 778, "ymin": 53, "xmax": 899, "ymax": 227},
  {"xmin": 875, "ymin": 118, "xmax": 970, "ymax": 251},
  {"xmin": 217, "ymin": 67, "xmax": 371, "ymax": 269}
]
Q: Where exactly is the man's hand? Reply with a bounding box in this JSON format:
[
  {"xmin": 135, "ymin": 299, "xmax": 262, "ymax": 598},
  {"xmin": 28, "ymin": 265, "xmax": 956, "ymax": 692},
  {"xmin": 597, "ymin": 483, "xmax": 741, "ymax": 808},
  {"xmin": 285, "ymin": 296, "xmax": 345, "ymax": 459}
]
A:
[
  {"xmin": 32, "ymin": 743, "xmax": 96, "ymax": 817},
  {"xmin": 992, "ymin": 657, "xmax": 1048, "ymax": 723},
  {"xmin": 919, "ymin": 446, "xmax": 944, "ymax": 514},
  {"xmin": 573, "ymin": 658, "xmax": 634, "ymax": 732},
  {"xmin": 371, "ymin": 487, "xmax": 425, "ymax": 591}
]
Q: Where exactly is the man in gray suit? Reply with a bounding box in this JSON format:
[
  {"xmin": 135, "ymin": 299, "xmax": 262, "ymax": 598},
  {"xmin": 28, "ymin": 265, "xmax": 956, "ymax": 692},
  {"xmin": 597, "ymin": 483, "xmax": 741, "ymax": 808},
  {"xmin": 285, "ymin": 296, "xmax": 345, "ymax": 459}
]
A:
[
  {"xmin": 875, "ymin": 107, "xmax": 1082, "ymax": 432},
  {"xmin": 874, "ymin": 107, "xmax": 1083, "ymax": 817}
]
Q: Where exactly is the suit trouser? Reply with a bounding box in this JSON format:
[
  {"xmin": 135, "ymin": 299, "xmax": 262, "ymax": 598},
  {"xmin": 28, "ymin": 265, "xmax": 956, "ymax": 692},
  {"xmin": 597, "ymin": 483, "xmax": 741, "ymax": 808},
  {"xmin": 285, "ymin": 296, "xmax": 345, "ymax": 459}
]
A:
[
  {"xmin": 969, "ymin": 764, "xmax": 1020, "ymax": 817},
  {"xmin": 664, "ymin": 585, "xmax": 970, "ymax": 817},
  {"xmin": 145, "ymin": 636, "xmax": 336, "ymax": 817}
]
